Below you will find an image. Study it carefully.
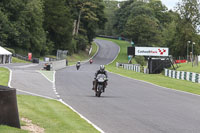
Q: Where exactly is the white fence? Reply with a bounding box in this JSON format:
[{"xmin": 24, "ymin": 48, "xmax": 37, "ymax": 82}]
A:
[
  {"xmin": 116, "ymin": 62, "xmax": 140, "ymax": 72},
  {"xmin": 164, "ymin": 69, "xmax": 200, "ymax": 83}
]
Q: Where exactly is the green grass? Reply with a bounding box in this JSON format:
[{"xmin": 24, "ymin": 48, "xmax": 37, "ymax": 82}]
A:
[
  {"xmin": 67, "ymin": 42, "xmax": 98, "ymax": 65},
  {"xmin": 38, "ymin": 70, "xmax": 54, "ymax": 82},
  {"xmin": 175, "ymin": 62, "xmax": 200, "ymax": 73},
  {"xmin": 17, "ymin": 95, "xmax": 99, "ymax": 133},
  {"xmin": 96, "ymin": 37, "xmax": 200, "ymax": 95},
  {"xmin": 0, "ymin": 67, "xmax": 99, "ymax": 133},
  {"xmin": 0, "ymin": 67, "xmax": 10, "ymax": 86},
  {"xmin": 0, "ymin": 126, "xmax": 27, "ymax": 133},
  {"xmin": 12, "ymin": 57, "xmax": 30, "ymax": 63}
]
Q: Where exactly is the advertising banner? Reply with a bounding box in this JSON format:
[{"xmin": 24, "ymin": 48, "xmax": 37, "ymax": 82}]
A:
[{"xmin": 135, "ymin": 47, "xmax": 169, "ymax": 56}]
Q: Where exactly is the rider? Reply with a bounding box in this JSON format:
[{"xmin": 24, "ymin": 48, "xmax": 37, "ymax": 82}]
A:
[
  {"xmin": 89, "ymin": 59, "xmax": 93, "ymax": 64},
  {"xmin": 76, "ymin": 61, "xmax": 81, "ymax": 69},
  {"xmin": 92, "ymin": 65, "xmax": 108, "ymax": 92}
]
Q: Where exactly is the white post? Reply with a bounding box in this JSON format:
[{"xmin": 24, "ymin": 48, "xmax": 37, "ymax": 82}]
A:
[{"xmin": 3, "ymin": 55, "xmax": 6, "ymax": 64}]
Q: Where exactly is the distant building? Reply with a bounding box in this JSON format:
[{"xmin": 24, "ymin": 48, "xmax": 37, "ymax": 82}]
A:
[{"xmin": 0, "ymin": 46, "xmax": 12, "ymax": 64}]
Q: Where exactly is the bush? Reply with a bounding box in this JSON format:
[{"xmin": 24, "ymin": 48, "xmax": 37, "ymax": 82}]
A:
[
  {"xmin": 74, "ymin": 35, "xmax": 89, "ymax": 52},
  {"xmin": 134, "ymin": 56, "xmax": 146, "ymax": 66}
]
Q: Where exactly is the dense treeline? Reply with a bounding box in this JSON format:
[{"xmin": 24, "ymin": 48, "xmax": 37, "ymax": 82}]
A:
[
  {"xmin": 101, "ymin": 0, "xmax": 200, "ymax": 57},
  {"xmin": 0, "ymin": 0, "xmax": 106, "ymax": 56}
]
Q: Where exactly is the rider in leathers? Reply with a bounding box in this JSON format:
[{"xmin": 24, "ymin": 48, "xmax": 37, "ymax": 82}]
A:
[{"xmin": 92, "ymin": 65, "xmax": 108, "ymax": 92}]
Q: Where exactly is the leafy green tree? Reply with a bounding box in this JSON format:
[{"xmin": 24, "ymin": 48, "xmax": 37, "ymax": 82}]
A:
[
  {"xmin": 124, "ymin": 15, "xmax": 162, "ymax": 46},
  {"xmin": 44, "ymin": 0, "xmax": 73, "ymax": 52},
  {"xmin": 171, "ymin": 0, "xmax": 200, "ymax": 57},
  {"xmin": 113, "ymin": 0, "xmax": 137, "ymax": 35},
  {"xmin": 1, "ymin": 0, "xmax": 47, "ymax": 56},
  {"xmin": 177, "ymin": 0, "xmax": 200, "ymax": 31},
  {"xmin": 148, "ymin": 0, "xmax": 169, "ymax": 26},
  {"xmin": 67, "ymin": 0, "xmax": 107, "ymax": 52},
  {"xmin": 0, "ymin": 10, "xmax": 11, "ymax": 46},
  {"xmin": 17, "ymin": 0, "xmax": 46, "ymax": 55},
  {"xmin": 98, "ymin": 0, "xmax": 118, "ymax": 36}
]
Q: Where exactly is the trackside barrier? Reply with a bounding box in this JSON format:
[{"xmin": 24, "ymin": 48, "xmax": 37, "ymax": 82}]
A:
[
  {"xmin": 51, "ymin": 59, "xmax": 66, "ymax": 70},
  {"xmin": 116, "ymin": 62, "xmax": 140, "ymax": 72},
  {"xmin": 143, "ymin": 67, "xmax": 149, "ymax": 74},
  {"xmin": 164, "ymin": 69, "xmax": 200, "ymax": 83}
]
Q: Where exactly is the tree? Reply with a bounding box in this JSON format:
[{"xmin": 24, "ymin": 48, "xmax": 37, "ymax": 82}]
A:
[
  {"xmin": 124, "ymin": 15, "xmax": 162, "ymax": 46},
  {"xmin": 74, "ymin": 1, "xmax": 107, "ymax": 41},
  {"xmin": 171, "ymin": 0, "xmax": 200, "ymax": 57},
  {"xmin": 0, "ymin": 10, "xmax": 11, "ymax": 46},
  {"xmin": 0, "ymin": 0, "xmax": 47, "ymax": 56},
  {"xmin": 66, "ymin": 0, "xmax": 107, "ymax": 52},
  {"xmin": 177, "ymin": 0, "xmax": 200, "ymax": 31},
  {"xmin": 99, "ymin": 0, "xmax": 118, "ymax": 36},
  {"xmin": 44, "ymin": 0, "xmax": 73, "ymax": 52},
  {"xmin": 113, "ymin": 0, "xmax": 137, "ymax": 35},
  {"xmin": 148, "ymin": 0, "xmax": 169, "ymax": 26},
  {"xmin": 17, "ymin": 0, "xmax": 46, "ymax": 55}
]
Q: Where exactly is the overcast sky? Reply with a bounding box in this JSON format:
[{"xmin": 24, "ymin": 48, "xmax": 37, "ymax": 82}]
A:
[
  {"xmin": 116, "ymin": 0, "xmax": 181, "ymax": 10},
  {"xmin": 161, "ymin": 0, "xmax": 180, "ymax": 10}
]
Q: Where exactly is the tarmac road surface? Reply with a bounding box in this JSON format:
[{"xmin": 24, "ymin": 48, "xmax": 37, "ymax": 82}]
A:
[
  {"xmin": 0, "ymin": 61, "xmax": 57, "ymax": 98},
  {"xmin": 56, "ymin": 39, "xmax": 200, "ymax": 133}
]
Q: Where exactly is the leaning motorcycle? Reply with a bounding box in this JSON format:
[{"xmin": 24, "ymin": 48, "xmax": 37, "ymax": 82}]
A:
[{"xmin": 95, "ymin": 74, "xmax": 107, "ymax": 97}]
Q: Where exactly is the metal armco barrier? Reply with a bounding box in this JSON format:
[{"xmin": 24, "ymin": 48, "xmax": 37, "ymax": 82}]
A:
[
  {"xmin": 165, "ymin": 69, "xmax": 200, "ymax": 83},
  {"xmin": 116, "ymin": 62, "xmax": 140, "ymax": 72},
  {"xmin": 0, "ymin": 85, "xmax": 20, "ymax": 128}
]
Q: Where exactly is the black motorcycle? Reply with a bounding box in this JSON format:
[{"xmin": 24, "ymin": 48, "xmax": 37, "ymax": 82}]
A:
[
  {"xmin": 76, "ymin": 62, "xmax": 80, "ymax": 70},
  {"xmin": 95, "ymin": 74, "xmax": 107, "ymax": 97}
]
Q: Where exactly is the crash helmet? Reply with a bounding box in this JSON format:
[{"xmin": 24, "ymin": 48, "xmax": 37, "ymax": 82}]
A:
[{"xmin": 100, "ymin": 65, "xmax": 105, "ymax": 72}]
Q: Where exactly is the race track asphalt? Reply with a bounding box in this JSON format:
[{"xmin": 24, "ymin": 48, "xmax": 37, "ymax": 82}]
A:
[
  {"xmin": 0, "ymin": 61, "xmax": 57, "ymax": 99},
  {"xmin": 56, "ymin": 39, "xmax": 200, "ymax": 133}
]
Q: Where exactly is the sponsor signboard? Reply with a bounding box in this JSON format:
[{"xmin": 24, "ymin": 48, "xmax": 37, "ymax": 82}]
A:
[{"xmin": 135, "ymin": 47, "xmax": 169, "ymax": 56}]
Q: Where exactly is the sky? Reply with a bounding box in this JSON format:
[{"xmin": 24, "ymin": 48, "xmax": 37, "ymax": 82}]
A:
[
  {"xmin": 116, "ymin": 0, "xmax": 181, "ymax": 10},
  {"xmin": 161, "ymin": 0, "xmax": 180, "ymax": 10}
]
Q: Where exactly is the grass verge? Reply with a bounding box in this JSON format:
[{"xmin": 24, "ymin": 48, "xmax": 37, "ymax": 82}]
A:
[
  {"xmin": 17, "ymin": 95, "xmax": 99, "ymax": 133},
  {"xmin": 0, "ymin": 67, "xmax": 9, "ymax": 86},
  {"xmin": 0, "ymin": 126, "xmax": 27, "ymax": 133},
  {"xmin": 175, "ymin": 62, "xmax": 200, "ymax": 73},
  {"xmin": 96, "ymin": 37, "xmax": 200, "ymax": 95},
  {"xmin": 0, "ymin": 67, "xmax": 99, "ymax": 133},
  {"xmin": 12, "ymin": 57, "xmax": 30, "ymax": 63},
  {"xmin": 38, "ymin": 70, "xmax": 54, "ymax": 82},
  {"xmin": 67, "ymin": 42, "xmax": 98, "ymax": 66}
]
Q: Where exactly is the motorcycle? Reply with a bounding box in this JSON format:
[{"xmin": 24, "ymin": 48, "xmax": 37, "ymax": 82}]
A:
[
  {"xmin": 95, "ymin": 74, "xmax": 107, "ymax": 97},
  {"xmin": 76, "ymin": 63, "xmax": 81, "ymax": 70},
  {"xmin": 89, "ymin": 59, "xmax": 93, "ymax": 64}
]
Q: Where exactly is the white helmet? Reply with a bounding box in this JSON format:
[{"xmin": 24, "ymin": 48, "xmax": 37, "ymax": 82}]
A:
[{"xmin": 100, "ymin": 65, "xmax": 105, "ymax": 72}]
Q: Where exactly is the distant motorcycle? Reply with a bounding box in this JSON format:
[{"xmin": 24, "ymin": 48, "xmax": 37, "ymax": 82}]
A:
[
  {"xmin": 89, "ymin": 59, "xmax": 93, "ymax": 64},
  {"xmin": 76, "ymin": 62, "xmax": 81, "ymax": 70},
  {"xmin": 95, "ymin": 74, "xmax": 107, "ymax": 97}
]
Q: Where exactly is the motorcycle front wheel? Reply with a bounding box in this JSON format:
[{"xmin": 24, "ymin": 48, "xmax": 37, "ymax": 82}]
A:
[{"xmin": 95, "ymin": 85, "xmax": 102, "ymax": 97}]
